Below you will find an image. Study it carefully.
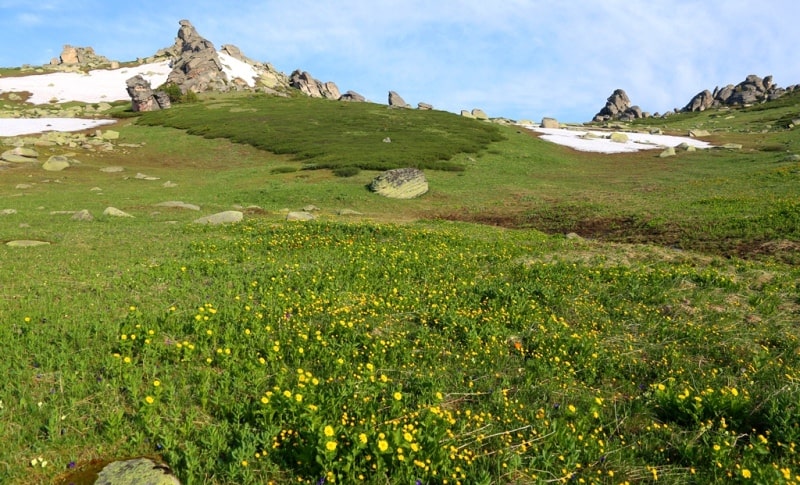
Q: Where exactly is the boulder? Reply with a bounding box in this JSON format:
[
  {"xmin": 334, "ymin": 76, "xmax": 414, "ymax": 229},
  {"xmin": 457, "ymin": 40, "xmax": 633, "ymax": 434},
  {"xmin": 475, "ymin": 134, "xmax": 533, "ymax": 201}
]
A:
[
  {"xmin": 388, "ymin": 91, "xmax": 410, "ymax": 108},
  {"xmin": 42, "ymin": 155, "xmax": 71, "ymax": 172},
  {"xmin": 287, "ymin": 211, "xmax": 316, "ymax": 221},
  {"xmin": 95, "ymin": 458, "xmax": 180, "ymax": 485},
  {"xmin": 609, "ymin": 132, "xmax": 629, "ymax": 143},
  {"xmin": 684, "ymin": 90, "xmax": 714, "ymax": 112},
  {"xmin": 540, "ymin": 117, "xmax": 559, "ymax": 129},
  {"xmin": 155, "ymin": 201, "xmax": 200, "ymax": 211},
  {"xmin": 659, "ymin": 147, "xmax": 676, "ymax": 158},
  {"xmin": 471, "ymin": 109, "xmax": 489, "ymax": 120},
  {"xmin": 460, "ymin": 110, "xmax": 475, "ymax": 118},
  {"xmin": 161, "ymin": 20, "xmax": 227, "ymax": 94},
  {"xmin": 290, "ymin": 70, "xmax": 341, "ymax": 99},
  {"xmin": 194, "ymin": 210, "xmax": 243, "ymax": 225},
  {"xmin": 71, "ymin": 209, "xmax": 93, "ymax": 221},
  {"xmin": 417, "ymin": 102, "xmax": 433, "ymax": 110},
  {"xmin": 340, "ymin": 90, "xmax": 366, "ymax": 102},
  {"xmin": 369, "ymin": 168, "xmax": 428, "ymax": 199},
  {"xmin": 688, "ymin": 129, "xmax": 710, "ymax": 137},
  {"xmin": 2, "ymin": 147, "xmax": 38, "ymax": 163},
  {"xmin": 126, "ymin": 75, "xmax": 171, "ymax": 112},
  {"xmin": 103, "ymin": 207, "xmax": 134, "ymax": 218}
]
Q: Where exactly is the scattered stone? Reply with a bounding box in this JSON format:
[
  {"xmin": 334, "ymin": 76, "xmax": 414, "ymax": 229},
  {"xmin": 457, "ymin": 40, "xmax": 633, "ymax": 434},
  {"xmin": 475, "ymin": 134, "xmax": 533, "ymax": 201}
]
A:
[
  {"xmin": 339, "ymin": 90, "xmax": 366, "ymax": 102},
  {"xmin": 100, "ymin": 130, "xmax": 120, "ymax": 140},
  {"xmin": 71, "ymin": 209, "xmax": 93, "ymax": 221},
  {"xmin": 162, "ymin": 181, "xmax": 178, "ymax": 188},
  {"xmin": 720, "ymin": 143, "xmax": 743, "ymax": 150},
  {"xmin": 369, "ymin": 168, "xmax": 428, "ymax": 199},
  {"xmin": 134, "ymin": 172, "xmax": 160, "ymax": 180},
  {"xmin": 303, "ymin": 205, "xmax": 320, "ymax": 212},
  {"xmin": 688, "ymin": 129, "xmax": 710, "ymax": 137},
  {"xmin": 103, "ymin": 207, "xmax": 134, "ymax": 218},
  {"xmin": 286, "ymin": 211, "xmax": 316, "ymax": 221},
  {"xmin": 6, "ymin": 240, "xmax": 50, "ymax": 247},
  {"xmin": 337, "ymin": 209, "xmax": 362, "ymax": 216},
  {"xmin": 42, "ymin": 155, "xmax": 71, "ymax": 172},
  {"xmin": 15, "ymin": 184, "xmax": 33, "ymax": 189},
  {"xmin": 609, "ymin": 132, "xmax": 629, "ymax": 143},
  {"xmin": 101, "ymin": 166, "xmax": 125, "ymax": 173},
  {"xmin": 95, "ymin": 457, "xmax": 181, "ymax": 485},
  {"xmin": 417, "ymin": 102, "xmax": 433, "ymax": 110},
  {"xmin": 383, "ymin": 137, "xmax": 392, "ymax": 143},
  {"xmin": 194, "ymin": 210, "xmax": 243, "ymax": 225},
  {"xmin": 540, "ymin": 117, "xmax": 559, "ymax": 129},
  {"xmin": 1, "ymin": 209, "xmax": 17, "ymax": 215},
  {"xmin": 565, "ymin": 232, "xmax": 583, "ymax": 240},
  {"xmin": 155, "ymin": 201, "xmax": 200, "ymax": 211},
  {"xmin": 659, "ymin": 147, "xmax": 676, "ymax": 158}
]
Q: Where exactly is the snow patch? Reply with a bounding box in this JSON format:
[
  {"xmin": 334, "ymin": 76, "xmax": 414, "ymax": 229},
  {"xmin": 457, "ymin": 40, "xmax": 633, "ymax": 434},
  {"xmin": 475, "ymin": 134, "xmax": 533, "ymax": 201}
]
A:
[
  {"xmin": 522, "ymin": 126, "xmax": 713, "ymax": 154},
  {"xmin": 0, "ymin": 118, "xmax": 116, "ymax": 136}
]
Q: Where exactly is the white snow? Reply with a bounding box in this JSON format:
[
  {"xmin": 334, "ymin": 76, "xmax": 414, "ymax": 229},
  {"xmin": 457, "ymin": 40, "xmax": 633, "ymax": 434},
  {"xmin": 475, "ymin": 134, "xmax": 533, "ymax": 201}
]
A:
[
  {"xmin": 0, "ymin": 118, "xmax": 116, "ymax": 137},
  {"xmin": 524, "ymin": 126, "xmax": 713, "ymax": 153},
  {"xmin": 0, "ymin": 60, "xmax": 172, "ymax": 105},
  {"xmin": 217, "ymin": 51, "xmax": 260, "ymax": 87}
]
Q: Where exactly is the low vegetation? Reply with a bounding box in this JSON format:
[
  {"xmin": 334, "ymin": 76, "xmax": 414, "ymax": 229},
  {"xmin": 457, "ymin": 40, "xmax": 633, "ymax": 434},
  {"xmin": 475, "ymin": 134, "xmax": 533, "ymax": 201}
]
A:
[{"xmin": 1, "ymin": 90, "xmax": 799, "ymax": 484}]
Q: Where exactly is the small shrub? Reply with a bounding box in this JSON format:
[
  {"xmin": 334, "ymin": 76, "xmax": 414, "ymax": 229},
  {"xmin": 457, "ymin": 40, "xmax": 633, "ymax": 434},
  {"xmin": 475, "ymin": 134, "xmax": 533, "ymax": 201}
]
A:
[
  {"xmin": 270, "ymin": 166, "xmax": 299, "ymax": 174},
  {"xmin": 332, "ymin": 166, "xmax": 360, "ymax": 177}
]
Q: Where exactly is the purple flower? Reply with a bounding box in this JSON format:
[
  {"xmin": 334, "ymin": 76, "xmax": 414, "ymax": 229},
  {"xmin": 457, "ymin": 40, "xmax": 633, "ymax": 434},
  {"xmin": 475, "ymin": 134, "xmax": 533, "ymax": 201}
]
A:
[
  {"xmin": 67, "ymin": 461, "xmax": 76, "ymax": 469},
  {"xmin": 316, "ymin": 477, "xmax": 326, "ymax": 485}
]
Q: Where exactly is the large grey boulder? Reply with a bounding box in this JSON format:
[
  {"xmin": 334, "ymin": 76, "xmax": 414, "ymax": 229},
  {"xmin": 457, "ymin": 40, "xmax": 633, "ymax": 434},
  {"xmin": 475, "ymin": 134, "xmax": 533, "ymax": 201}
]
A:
[
  {"xmin": 388, "ymin": 91, "xmax": 410, "ymax": 108},
  {"xmin": 126, "ymin": 75, "xmax": 171, "ymax": 112},
  {"xmin": 340, "ymin": 90, "xmax": 366, "ymax": 102},
  {"xmin": 2, "ymin": 147, "xmax": 39, "ymax": 163},
  {"xmin": 540, "ymin": 117, "xmax": 559, "ymax": 129},
  {"xmin": 370, "ymin": 168, "xmax": 428, "ymax": 199},
  {"xmin": 194, "ymin": 210, "xmax": 243, "ymax": 225},
  {"xmin": 593, "ymin": 89, "xmax": 634, "ymax": 122},
  {"xmin": 42, "ymin": 155, "xmax": 71, "ymax": 172},
  {"xmin": 684, "ymin": 89, "xmax": 714, "ymax": 112},
  {"xmin": 95, "ymin": 458, "xmax": 180, "ymax": 485}
]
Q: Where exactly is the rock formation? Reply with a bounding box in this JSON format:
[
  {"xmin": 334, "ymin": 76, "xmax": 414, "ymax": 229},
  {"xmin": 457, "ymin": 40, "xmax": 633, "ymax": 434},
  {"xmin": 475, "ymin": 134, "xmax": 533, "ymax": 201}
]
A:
[
  {"xmin": 340, "ymin": 90, "xmax": 366, "ymax": 102},
  {"xmin": 388, "ymin": 91, "xmax": 410, "ymax": 108},
  {"xmin": 593, "ymin": 89, "xmax": 645, "ymax": 122},
  {"xmin": 682, "ymin": 74, "xmax": 798, "ymax": 112},
  {"xmin": 126, "ymin": 75, "xmax": 171, "ymax": 112},
  {"xmin": 289, "ymin": 70, "xmax": 341, "ymax": 99},
  {"xmin": 163, "ymin": 20, "xmax": 228, "ymax": 93},
  {"xmin": 50, "ymin": 45, "xmax": 113, "ymax": 68}
]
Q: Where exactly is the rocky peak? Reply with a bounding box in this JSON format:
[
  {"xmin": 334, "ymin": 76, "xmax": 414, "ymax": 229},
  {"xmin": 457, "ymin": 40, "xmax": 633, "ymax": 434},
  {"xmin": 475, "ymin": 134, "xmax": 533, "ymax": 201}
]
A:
[
  {"xmin": 592, "ymin": 89, "xmax": 645, "ymax": 122},
  {"xmin": 163, "ymin": 20, "xmax": 228, "ymax": 93}
]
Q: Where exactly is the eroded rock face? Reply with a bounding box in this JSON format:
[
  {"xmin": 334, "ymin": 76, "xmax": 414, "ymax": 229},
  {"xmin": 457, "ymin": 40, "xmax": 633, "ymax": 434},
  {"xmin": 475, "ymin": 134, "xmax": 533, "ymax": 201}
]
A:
[
  {"xmin": 370, "ymin": 168, "xmax": 428, "ymax": 199},
  {"xmin": 164, "ymin": 20, "xmax": 228, "ymax": 94},
  {"xmin": 126, "ymin": 75, "xmax": 171, "ymax": 112}
]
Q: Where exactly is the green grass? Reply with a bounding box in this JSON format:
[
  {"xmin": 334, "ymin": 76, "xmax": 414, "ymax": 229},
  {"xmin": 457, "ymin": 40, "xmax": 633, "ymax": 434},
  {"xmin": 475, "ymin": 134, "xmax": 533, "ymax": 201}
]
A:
[
  {"xmin": 136, "ymin": 94, "xmax": 504, "ymax": 171},
  {"xmin": 1, "ymin": 92, "xmax": 799, "ymax": 484}
]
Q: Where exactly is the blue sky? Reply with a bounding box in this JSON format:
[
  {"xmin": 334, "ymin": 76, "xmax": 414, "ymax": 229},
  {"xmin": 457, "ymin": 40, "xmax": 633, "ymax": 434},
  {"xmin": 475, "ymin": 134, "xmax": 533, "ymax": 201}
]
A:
[{"xmin": 1, "ymin": 0, "xmax": 797, "ymax": 122}]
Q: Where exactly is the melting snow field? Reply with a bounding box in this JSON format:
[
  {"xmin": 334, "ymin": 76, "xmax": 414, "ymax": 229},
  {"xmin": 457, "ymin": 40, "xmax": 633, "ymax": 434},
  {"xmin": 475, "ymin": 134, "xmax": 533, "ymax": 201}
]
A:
[
  {"xmin": 0, "ymin": 52, "xmax": 262, "ymax": 137},
  {"xmin": 525, "ymin": 126, "xmax": 713, "ymax": 153}
]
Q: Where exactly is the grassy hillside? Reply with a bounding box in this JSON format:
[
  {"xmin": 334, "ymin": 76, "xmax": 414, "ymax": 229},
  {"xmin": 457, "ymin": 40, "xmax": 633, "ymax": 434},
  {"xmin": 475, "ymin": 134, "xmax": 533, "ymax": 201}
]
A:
[{"xmin": 1, "ymin": 92, "xmax": 799, "ymax": 484}]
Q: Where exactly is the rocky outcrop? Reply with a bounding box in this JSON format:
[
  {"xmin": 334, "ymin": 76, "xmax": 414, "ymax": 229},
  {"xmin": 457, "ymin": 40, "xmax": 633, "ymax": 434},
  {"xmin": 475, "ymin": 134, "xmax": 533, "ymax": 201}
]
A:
[
  {"xmin": 49, "ymin": 45, "xmax": 113, "ymax": 68},
  {"xmin": 370, "ymin": 168, "xmax": 428, "ymax": 199},
  {"xmin": 163, "ymin": 20, "xmax": 228, "ymax": 93},
  {"xmin": 126, "ymin": 75, "xmax": 171, "ymax": 112},
  {"xmin": 388, "ymin": 91, "xmax": 410, "ymax": 108},
  {"xmin": 289, "ymin": 70, "xmax": 341, "ymax": 99},
  {"xmin": 593, "ymin": 89, "xmax": 645, "ymax": 122},
  {"xmin": 683, "ymin": 74, "xmax": 797, "ymax": 112}
]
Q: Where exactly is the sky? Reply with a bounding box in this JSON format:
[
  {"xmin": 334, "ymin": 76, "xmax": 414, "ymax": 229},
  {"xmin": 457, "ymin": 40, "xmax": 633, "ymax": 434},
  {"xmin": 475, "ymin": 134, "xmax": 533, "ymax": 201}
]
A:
[{"xmin": 1, "ymin": 0, "xmax": 798, "ymax": 122}]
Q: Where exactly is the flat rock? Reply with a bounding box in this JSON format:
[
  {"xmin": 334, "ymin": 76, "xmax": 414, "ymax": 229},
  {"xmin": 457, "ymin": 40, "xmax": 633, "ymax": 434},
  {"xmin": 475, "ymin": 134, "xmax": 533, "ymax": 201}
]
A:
[
  {"xmin": 370, "ymin": 168, "xmax": 429, "ymax": 199},
  {"xmin": 2, "ymin": 152, "xmax": 38, "ymax": 163},
  {"xmin": 100, "ymin": 166, "xmax": 125, "ymax": 173},
  {"xmin": 659, "ymin": 147, "xmax": 676, "ymax": 158},
  {"xmin": 337, "ymin": 209, "xmax": 362, "ymax": 216},
  {"xmin": 155, "ymin": 201, "xmax": 200, "ymax": 211},
  {"xmin": 134, "ymin": 172, "xmax": 160, "ymax": 180},
  {"xmin": 1, "ymin": 209, "xmax": 17, "ymax": 215},
  {"xmin": 95, "ymin": 458, "xmax": 181, "ymax": 485},
  {"xmin": 162, "ymin": 181, "xmax": 178, "ymax": 188},
  {"xmin": 103, "ymin": 207, "xmax": 134, "ymax": 217},
  {"xmin": 286, "ymin": 211, "xmax": 316, "ymax": 221},
  {"xmin": 6, "ymin": 240, "xmax": 50, "ymax": 247},
  {"xmin": 71, "ymin": 209, "xmax": 93, "ymax": 221},
  {"xmin": 42, "ymin": 155, "xmax": 71, "ymax": 171},
  {"xmin": 720, "ymin": 143, "xmax": 743, "ymax": 150},
  {"xmin": 15, "ymin": 184, "xmax": 33, "ymax": 189},
  {"xmin": 194, "ymin": 210, "xmax": 243, "ymax": 225},
  {"xmin": 688, "ymin": 129, "xmax": 711, "ymax": 137}
]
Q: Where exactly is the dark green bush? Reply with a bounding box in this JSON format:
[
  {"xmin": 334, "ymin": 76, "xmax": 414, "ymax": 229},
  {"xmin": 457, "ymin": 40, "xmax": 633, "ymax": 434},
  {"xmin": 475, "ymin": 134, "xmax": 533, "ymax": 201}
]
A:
[{"xmin": 332, "ymin": 166, "xmax": 360, "ymax": 177}]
